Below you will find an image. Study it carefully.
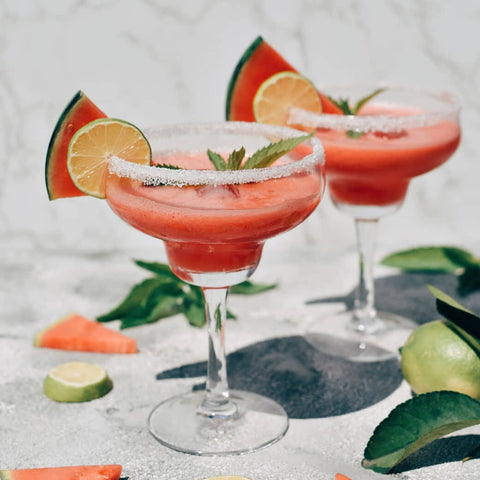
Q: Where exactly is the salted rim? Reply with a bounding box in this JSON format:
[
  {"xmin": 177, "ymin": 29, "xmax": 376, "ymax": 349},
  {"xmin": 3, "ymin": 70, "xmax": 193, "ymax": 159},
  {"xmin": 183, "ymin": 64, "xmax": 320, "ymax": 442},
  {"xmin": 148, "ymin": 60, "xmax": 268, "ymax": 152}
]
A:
[
  {"xmin": 288, "ymin": 84, "xmax": 460, "ymax": 133},
  {"xmin": 108, "ymin": 122, "xmax": 324, "ymax": 187}
]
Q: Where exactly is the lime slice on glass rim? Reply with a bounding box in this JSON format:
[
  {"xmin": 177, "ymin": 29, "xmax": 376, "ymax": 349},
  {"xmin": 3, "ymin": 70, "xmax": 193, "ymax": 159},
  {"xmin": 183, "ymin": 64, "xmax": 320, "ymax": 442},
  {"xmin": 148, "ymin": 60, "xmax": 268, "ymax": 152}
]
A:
[
  {"xmin": 43, "ymin": 361, "xmax": 113, "ymax": 402},
  {"xmin": 252, "ymin": 71, "xmax": 322, "ymax": 126},
  {"xmin": 67, "ymin": 118, "xmax": 152, "ymax": 199}
]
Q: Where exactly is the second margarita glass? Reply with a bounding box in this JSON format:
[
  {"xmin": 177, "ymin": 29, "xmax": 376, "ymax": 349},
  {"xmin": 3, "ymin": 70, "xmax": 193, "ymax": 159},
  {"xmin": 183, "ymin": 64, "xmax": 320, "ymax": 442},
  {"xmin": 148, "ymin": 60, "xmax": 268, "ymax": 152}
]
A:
[
  {"xmin": 289, "ymin": 85, "xmax": 461, "ymax": 361},
  {"xmin": 105, "ymin": 122, "xmax": 325, "ymax": 455}
]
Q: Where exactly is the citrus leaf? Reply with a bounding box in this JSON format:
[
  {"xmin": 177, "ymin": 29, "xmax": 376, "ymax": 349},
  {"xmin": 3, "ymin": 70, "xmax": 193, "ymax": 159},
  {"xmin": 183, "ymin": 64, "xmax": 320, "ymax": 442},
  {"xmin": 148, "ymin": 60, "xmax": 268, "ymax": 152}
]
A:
[
  {"xmin": 428, "ymin": 285, "xmax": 480, "ymax": 342},
  {"xmin": 362, "ymin": 391, "xmax": 480, "ymax": 473},
  {"xmin": 458, "ymin": 265, "xmax": 480, "ymax": 297},
  {"xmin": 230, "ymin": 280, "xmax": 277, "ymax": 294},
  {"xmin": 381, "ymin": 246, "xmax": 473, "ymax": 273},
  {"xmin": 242, "ymin": 134, "xmax": 311, "ymax": 169}
]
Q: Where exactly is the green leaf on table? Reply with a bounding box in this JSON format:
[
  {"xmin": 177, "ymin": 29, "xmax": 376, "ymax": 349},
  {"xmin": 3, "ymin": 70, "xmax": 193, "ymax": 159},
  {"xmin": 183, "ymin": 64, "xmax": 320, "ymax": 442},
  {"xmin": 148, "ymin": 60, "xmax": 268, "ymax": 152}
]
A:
[
  {"xmin": 381, "ymin": 246, "xmax": 475, "ymax": 273},
  {"xmin": 134, "ymin": 260, "xmax": 179, "ymax": 279},
  {"xmin": 230, "ymin": 280, "xmax": 277, "ymax": 295},
  {"xmin": 458, "ymin": 265, "xmax": 480, "ymax": 297},
  {"xmin": 427, "ymin": 285, "xmax": 480, "ymax": 351},
  {"xmin": 97, "ymin": 277, "xmax": 173, "ymax": 322},
  {"xmin": 362, "ymin": 391, "xmax": 480, "ymax": 473},
  {"xmin": 97, "ymin": 261, "xmax": 277, "ymax": 329}
]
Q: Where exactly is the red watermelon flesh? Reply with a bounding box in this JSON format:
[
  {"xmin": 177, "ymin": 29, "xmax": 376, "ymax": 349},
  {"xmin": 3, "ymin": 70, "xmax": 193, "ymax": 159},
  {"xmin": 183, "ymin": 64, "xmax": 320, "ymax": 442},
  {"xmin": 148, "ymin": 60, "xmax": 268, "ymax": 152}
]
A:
[
  {"xmin": 0, "ymin": 465, "xmax": 122, "ymax": 480},
  {"xmin": 34, "ymin": 313, "xmax": 137, "ymax": 354},
  {"xmin": 226, "ymin": 36, "xmax": 342, "ymax": 121},
  {"xmin": 45, "ymin": 91, "xmax": 107, "ymax": 200}
]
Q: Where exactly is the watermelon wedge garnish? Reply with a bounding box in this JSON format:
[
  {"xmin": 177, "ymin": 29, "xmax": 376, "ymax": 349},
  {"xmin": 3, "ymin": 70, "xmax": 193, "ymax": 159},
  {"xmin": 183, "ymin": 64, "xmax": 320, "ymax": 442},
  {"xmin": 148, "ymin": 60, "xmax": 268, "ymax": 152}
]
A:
[
  {"xmin": 34, "ymin": 313, "xmax": 137, "ymax": 354},
  {"xmin": 226, "ymin": 36, "xmax": 342, "ymax": 121},
  {"xmin": 0, "ymin": 465, "xmax": 122, "ymax": 480},
  {"xmin": 45, "ymin": 91, "xmax": 107, "ymax": 200}
]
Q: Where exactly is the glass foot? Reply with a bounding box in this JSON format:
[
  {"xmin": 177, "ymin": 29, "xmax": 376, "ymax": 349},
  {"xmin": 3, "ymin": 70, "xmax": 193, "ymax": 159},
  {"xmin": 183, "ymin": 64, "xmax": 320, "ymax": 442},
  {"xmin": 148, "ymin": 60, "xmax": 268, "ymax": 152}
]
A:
[
  {"xmin": 148, "ymin": 389, "xmax": 288, "ymax": 456},
  {"xmin": 305, "ymin": 310, "xmax": 416, "ymax": 362}
]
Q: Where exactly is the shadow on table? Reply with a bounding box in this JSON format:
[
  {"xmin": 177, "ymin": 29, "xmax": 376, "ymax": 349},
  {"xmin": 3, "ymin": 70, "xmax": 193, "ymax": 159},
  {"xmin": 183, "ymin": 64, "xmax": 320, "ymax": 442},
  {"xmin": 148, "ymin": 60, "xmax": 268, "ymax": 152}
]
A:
[
  {"xmin": 390, "ymin": 434, "xmax": 480, "ymax": 473},
  {"xmin": 307, "ymin": 271, "xmax": 470, "ymax": 325},
  {"xmin": 156, "ymin": 272, "xmax": 480, "ymax": 420},
  {"xmin": 156, "ymin": 335, "xmax": 402, "ymax": 419}
]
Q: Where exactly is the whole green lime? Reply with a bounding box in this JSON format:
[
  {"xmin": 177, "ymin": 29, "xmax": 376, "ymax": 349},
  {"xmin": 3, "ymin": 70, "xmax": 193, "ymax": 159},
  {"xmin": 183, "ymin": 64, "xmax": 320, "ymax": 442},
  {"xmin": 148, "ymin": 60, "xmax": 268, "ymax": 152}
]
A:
[{"xmin": 401, "ymin": 319, "xmax": 480, "ymax": 401}]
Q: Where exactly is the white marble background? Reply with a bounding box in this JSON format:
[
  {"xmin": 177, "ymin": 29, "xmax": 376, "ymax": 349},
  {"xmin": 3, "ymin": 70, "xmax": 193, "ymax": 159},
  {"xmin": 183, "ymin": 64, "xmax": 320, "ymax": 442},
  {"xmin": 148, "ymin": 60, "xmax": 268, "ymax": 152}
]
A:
[{"xmin": 1, "ymin": 0, "xmax": 479, "ymax": 260}]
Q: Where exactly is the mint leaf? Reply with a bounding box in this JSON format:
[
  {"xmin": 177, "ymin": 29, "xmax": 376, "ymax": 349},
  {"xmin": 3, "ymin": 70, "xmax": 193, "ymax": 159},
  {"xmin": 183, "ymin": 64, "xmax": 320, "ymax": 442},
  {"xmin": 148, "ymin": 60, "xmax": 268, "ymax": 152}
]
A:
[
  {"xmin": 427, "ymin": 285, "xmax": 480, "ymax": 347},
  {"xmin": 154, "ymin": 163, "xmax": 181, "ymax": 170},
  {"xmin": 227, "ymin": 147, "xmax": 246, "ymax": 170},
  {"xmin": 328, "ymin": 96, "xmax": 353, "ymax": 115},
  {"xmin": 134, "ymin": 260, "xmax": 179, "ymax": 280},
  {"xmin": 97, "ymin": 277, "xmax": 174, "ymax": 322},
  {"xmin": 206, "ymin": 134, "xmax": 311, "ymax": 172},
  {"xmin": 352, "ymin": 87, "xmax": 386, "ymax": 114},
  {"xmin": 230, "ymin": 280, "xmax": 277, "ymax": 295},
  {"xmin": 329, "ymin": 87, "xmax": 386, "ymax": 116},
  {"xmin": 98, "ymin": 261, "xmax": 277, "ymax": 329},
  {"xmin": 362, "ymin": 391, "xmax": 480, "ymax": 473},
  {"xmin": 381, "ymin": 246, "xmax": 473, "ymax": 273},
  {"xmin": 242, "ymin": 134, "xmax": 312, "ymax": 169},
  {"xmin": 207, "ymin": 149, "xmax": 228, "ymax": 171}
]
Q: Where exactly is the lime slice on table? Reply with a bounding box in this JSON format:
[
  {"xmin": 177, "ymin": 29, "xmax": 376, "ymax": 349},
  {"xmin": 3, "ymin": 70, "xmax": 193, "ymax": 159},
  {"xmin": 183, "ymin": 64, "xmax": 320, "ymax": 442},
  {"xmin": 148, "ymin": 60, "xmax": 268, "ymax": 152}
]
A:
[
  {"xmin": 67, "ymin": 118, "xmax": 152, "ymax": 199},
  {"xmin": 252, "ymin": 71, "xmax": 322, "ymax": 126},
  {"xmin": 43, "ymin": 361, "xmax": 113, "ymax": 402}
]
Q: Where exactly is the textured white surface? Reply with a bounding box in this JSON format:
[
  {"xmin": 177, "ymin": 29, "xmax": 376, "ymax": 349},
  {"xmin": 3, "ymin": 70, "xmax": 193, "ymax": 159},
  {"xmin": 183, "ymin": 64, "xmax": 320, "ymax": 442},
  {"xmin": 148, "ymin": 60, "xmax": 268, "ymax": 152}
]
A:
[{"xmin": 1, "ymin": 1, "xmax": 480, "ymax": 478}]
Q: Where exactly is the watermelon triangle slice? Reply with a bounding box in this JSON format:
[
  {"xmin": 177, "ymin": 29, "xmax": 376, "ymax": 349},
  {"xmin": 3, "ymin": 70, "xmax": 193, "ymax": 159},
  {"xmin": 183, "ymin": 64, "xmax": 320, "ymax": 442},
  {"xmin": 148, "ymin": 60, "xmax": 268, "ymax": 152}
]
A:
[
  {"xmin": 45, "ymin": 91, "xmax": 107, "ymax": 200},
  {"xmin": 226, "ymin": 36, "xmax": 343, "ymax": 121},
  {"xmin": 0, "ymin": 465, "xmax": 122, "ymax": 480},
  {"xmin": 34, "ymin": 313, "xmax": 137, "ymax": 354}
]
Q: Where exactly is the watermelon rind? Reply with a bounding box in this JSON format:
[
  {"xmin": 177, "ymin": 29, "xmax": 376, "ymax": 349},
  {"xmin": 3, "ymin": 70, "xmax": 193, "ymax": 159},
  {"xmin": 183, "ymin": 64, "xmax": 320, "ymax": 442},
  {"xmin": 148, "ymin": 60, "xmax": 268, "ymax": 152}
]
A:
[
  {"xmin": 45, "ymin": 91, "xmax": 84, "ymax": 200},
  {"xmin": 225, "ymin": 36, "xmax": 264, "ymax": 120}
]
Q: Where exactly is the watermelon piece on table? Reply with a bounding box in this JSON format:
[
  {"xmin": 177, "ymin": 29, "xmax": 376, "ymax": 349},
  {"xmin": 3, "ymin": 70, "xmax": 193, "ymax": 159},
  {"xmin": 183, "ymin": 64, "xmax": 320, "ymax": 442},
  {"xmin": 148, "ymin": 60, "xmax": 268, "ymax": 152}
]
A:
[
  {"xmin": 45, "ymin": 91, "xmax": 107, "ymax": 200},
  {"xmin": 34, "ymin": 313, "xmax": 137, "ymax": 354},
  {"xmin": 0, "ymin": 465, "xmax": 122, "ymax": 480},
  {"xmin": 226, "ymin": 35, "xmax": 342, "ymax": 121}
]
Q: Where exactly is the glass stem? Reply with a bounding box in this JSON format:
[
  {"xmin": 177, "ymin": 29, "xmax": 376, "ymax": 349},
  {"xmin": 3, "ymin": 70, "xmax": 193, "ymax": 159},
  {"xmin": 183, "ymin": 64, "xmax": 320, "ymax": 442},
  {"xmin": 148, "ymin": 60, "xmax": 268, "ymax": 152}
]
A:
[
  {"xmin": 353, "ymin": 218, "xmax": 379, "ymax": 332},
  {"xmin": 199, "ymin": 287, "xmax": 237, "ymax": 418}
]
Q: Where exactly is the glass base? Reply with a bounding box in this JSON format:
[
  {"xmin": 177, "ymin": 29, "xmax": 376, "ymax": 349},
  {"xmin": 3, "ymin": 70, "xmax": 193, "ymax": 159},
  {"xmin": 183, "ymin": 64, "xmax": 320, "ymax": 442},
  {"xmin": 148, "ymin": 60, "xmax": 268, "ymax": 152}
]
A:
[
  {"xmin": 305, "ymin": 310, "xmax": 416, "ymax": 362},
  {"xmin": 148, "ymin": 389, "xmax": 288, "ymax": 456}
]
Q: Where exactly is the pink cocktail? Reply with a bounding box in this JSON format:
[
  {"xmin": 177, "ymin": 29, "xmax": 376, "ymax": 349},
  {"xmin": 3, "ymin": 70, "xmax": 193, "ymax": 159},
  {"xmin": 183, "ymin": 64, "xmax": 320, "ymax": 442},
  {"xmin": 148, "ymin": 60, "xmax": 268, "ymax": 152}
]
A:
[
  {"xmin": 289, "ymin": 85, "xmax": 461, "ymax": 361},
  {"xmin": 105, "ymin": 122, "xmax": 325, "ymax": 455}
]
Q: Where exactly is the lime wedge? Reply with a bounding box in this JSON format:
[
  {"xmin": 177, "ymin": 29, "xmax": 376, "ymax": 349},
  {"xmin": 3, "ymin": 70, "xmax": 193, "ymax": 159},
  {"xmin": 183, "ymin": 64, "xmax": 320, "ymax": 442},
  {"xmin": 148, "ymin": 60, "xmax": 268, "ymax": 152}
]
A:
[
  {"xmin": 43, "ymin": 361, "xmax": 113, "ymax": 402},
  {"xmin": 67, "ymin": 118, "xmax": 151, "ymax": 199}
]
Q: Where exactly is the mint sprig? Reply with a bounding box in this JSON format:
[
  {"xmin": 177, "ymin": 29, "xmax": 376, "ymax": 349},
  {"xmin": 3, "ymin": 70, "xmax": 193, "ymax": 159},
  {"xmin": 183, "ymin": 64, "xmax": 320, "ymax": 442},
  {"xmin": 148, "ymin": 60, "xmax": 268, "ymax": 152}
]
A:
[
  {"xmin": 97, "ymin": 260, "xmax": 276, "ymax": 329},
  {"xmin": 207, "ymin": 134, "xmax": 312, "ymax": 171},
  {"xmin": 329, "ymin": 87, "xmax": 386, "ymax": 116},
  {"xmin": 381, "ymin": 246, "xmax": 480, "ymax": 296},
  {"xmin": 328, "ymin": 87, "xmax": 386, "ymax": 138}
]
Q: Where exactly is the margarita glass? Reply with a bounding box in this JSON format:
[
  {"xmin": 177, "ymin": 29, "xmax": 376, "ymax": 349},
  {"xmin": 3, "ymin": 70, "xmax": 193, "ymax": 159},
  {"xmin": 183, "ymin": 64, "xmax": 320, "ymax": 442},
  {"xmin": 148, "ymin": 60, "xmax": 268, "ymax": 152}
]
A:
[
  {"xmin": 105, "ymin": 122, "xmax": 325, "ymax": 455},
  {"xmin": 289, "ymin": 85, "xmax": 461, "ymax": 361}
]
